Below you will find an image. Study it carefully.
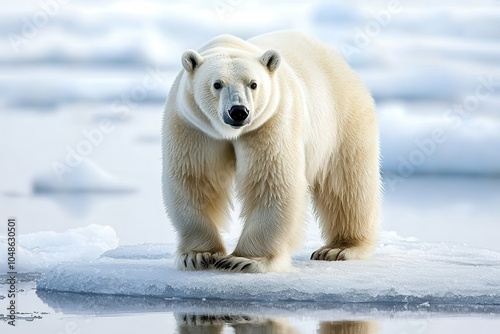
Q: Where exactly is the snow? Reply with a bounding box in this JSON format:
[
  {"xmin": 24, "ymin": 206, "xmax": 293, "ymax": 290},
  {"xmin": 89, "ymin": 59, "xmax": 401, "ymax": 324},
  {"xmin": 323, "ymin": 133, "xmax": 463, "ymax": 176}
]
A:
[
  {"xmin": 101, "ymin": 243, "xmax": 173, "ymax": 260},
  {"xmin": 0, "ymin": 224, "xmax": 118, "ymax": 273},
  {"xmin": 36, "ymin": 227, "xmax": 500, "ymax": 305},
  {"xmin": 7, "ymin": 222, "xmax": 498, "ymax": 306}
]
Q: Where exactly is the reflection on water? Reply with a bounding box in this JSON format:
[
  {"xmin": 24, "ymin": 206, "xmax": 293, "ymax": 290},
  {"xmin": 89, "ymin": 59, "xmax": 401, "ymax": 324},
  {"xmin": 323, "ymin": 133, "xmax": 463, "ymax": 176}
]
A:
[
  {"xmin": 319, "ymin": 321, "xmax": 378, "ymax": 334},
  {"xmin": 176, "ymin": 314, "xmax": 294, "ymax": 334},
  {"xmin": 175, "ymin": 314, "xmax": 378, "ymax": 334},
  {"xmin": 3, "ymin": 287, "xmax": 499, "ymax": 333}
]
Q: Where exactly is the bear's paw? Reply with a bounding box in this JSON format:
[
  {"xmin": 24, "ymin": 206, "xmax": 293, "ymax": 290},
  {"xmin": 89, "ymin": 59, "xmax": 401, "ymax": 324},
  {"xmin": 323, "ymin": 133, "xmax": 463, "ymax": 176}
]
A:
[
  {"xmin": 213, "ymin": 255, "xmax": 261, "ymax": 273},
  {"xmin": 310, "ymin": 245, "xmax": 371, "ymax": 261},
  {"xmin": 177, "ymin": 252, "xmax": 225, "ymax": 271}
]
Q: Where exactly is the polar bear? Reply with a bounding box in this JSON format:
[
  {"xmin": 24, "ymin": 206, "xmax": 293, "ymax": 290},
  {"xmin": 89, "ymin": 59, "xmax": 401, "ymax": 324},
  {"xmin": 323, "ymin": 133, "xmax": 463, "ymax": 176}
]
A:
[{"xmin": 162, "ymin": 31, "xmax": 380, "ymax": 273}]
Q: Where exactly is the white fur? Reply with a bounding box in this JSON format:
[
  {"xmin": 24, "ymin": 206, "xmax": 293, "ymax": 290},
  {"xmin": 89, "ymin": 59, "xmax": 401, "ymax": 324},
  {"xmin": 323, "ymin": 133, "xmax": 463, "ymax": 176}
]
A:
[{"xmin": 162, "ymin": 31, "xmax": 381, "ymax": 273}]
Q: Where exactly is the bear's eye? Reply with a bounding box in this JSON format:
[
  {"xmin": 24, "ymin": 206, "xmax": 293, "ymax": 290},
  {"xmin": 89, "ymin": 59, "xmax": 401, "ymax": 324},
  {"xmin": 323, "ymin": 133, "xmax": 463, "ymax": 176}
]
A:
[
  {"xmin": 213, "ymin": 82, "xmax": 222, "ymax": 90},
  {"xmin": 250, "ymin": 82, "xmax": 257, "ymax": 90}
]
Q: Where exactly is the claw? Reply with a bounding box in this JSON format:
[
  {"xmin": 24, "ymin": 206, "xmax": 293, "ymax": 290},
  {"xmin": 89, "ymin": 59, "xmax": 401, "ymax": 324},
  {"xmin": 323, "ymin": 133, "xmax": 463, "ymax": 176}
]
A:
[
  {"xmin": 336, "ymin": 250, "xmax": 346, "ymax": 261},
  {"xmin": 241, "ymin": 263, "xmax": 251, "ymax": 271},
  {"xmin": 179, "ymin": 252, "xmax": 224, "ymax": 271},
  {"xmin": 215, "ymin": 260, "xmax": 226, "ymax": 268}
]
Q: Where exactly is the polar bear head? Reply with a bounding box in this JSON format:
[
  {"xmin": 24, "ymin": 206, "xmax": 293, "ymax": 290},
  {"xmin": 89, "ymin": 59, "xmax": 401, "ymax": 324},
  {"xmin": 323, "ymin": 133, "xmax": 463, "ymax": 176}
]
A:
[{"xmin": 181, "ymin": 48, "xmax": 281, "ymax": 139}]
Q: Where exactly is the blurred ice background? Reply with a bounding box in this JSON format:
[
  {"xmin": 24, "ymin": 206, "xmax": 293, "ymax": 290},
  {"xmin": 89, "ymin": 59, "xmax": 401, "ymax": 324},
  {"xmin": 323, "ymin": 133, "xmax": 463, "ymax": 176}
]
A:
[{"xmin": 0, "ymin": 0, "xmax": 499, "ymax": 257}]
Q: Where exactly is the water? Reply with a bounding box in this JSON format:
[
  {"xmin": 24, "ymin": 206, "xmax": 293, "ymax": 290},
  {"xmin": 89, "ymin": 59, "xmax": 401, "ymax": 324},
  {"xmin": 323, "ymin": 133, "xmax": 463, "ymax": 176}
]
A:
[{"xmin": 2, "ymin": 280, "xmax": 500, "ymax": 333}]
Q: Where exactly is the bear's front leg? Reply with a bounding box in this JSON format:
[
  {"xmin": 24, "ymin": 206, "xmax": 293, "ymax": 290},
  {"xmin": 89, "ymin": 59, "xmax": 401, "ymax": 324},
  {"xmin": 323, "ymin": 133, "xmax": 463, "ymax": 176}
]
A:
[
  {"xmin": 163, "ymin": 122, "xmax": 236, "ymax": 271},
  {"xmin": 214, "ymin": 133, "xmax": 307, "ymax": 273}
]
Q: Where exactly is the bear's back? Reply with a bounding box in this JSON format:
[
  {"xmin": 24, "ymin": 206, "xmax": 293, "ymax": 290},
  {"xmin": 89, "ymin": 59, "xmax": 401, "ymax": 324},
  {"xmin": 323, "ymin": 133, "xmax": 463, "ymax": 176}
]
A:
[
  {"xmin": 248, "ymin": 30, "xmax": 350, "ymax": 83},
  {"xmin": 198, "ymin": 34, "xmax": 262, "ymax": 57}
]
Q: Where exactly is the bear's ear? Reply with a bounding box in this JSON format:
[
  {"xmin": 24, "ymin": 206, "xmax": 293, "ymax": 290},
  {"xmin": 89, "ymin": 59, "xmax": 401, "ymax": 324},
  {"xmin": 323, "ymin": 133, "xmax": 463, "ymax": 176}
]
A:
[
  {"xmin": 181, "ymin": 50, "xmax": 204, "ymax": 73},
  {"xmin": 260, "ymin": 50, "xmax": 281, "ymax": 72}
]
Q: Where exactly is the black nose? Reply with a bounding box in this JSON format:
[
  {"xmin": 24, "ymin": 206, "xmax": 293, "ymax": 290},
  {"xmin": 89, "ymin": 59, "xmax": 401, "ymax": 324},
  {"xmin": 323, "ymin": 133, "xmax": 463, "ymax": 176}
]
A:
[{"xmin": 228, "ymin": 105, "xmax": 249, "ymax": 122}]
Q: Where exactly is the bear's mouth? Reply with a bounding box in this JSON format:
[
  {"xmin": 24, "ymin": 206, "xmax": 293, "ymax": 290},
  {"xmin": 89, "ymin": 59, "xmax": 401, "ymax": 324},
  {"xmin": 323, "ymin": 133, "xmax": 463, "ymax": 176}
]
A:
[
  {"xmin": 223, "ymin": 112, "xmax": 250, "ymax": 129},
  {"xmin": 227, "ymin": 122, "xmax": 248, "ymax": 129}
]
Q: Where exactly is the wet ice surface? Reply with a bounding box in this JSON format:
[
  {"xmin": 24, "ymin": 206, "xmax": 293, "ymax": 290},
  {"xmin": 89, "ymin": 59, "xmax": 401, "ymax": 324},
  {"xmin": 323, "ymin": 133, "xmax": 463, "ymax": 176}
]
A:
[
  {"xmin": 2, "ymin": 280, "xmax": 500, "ymax": 334},
  {"xmin": 36, "ymin": 230, "xmax": 500, "ymax": 305}
]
